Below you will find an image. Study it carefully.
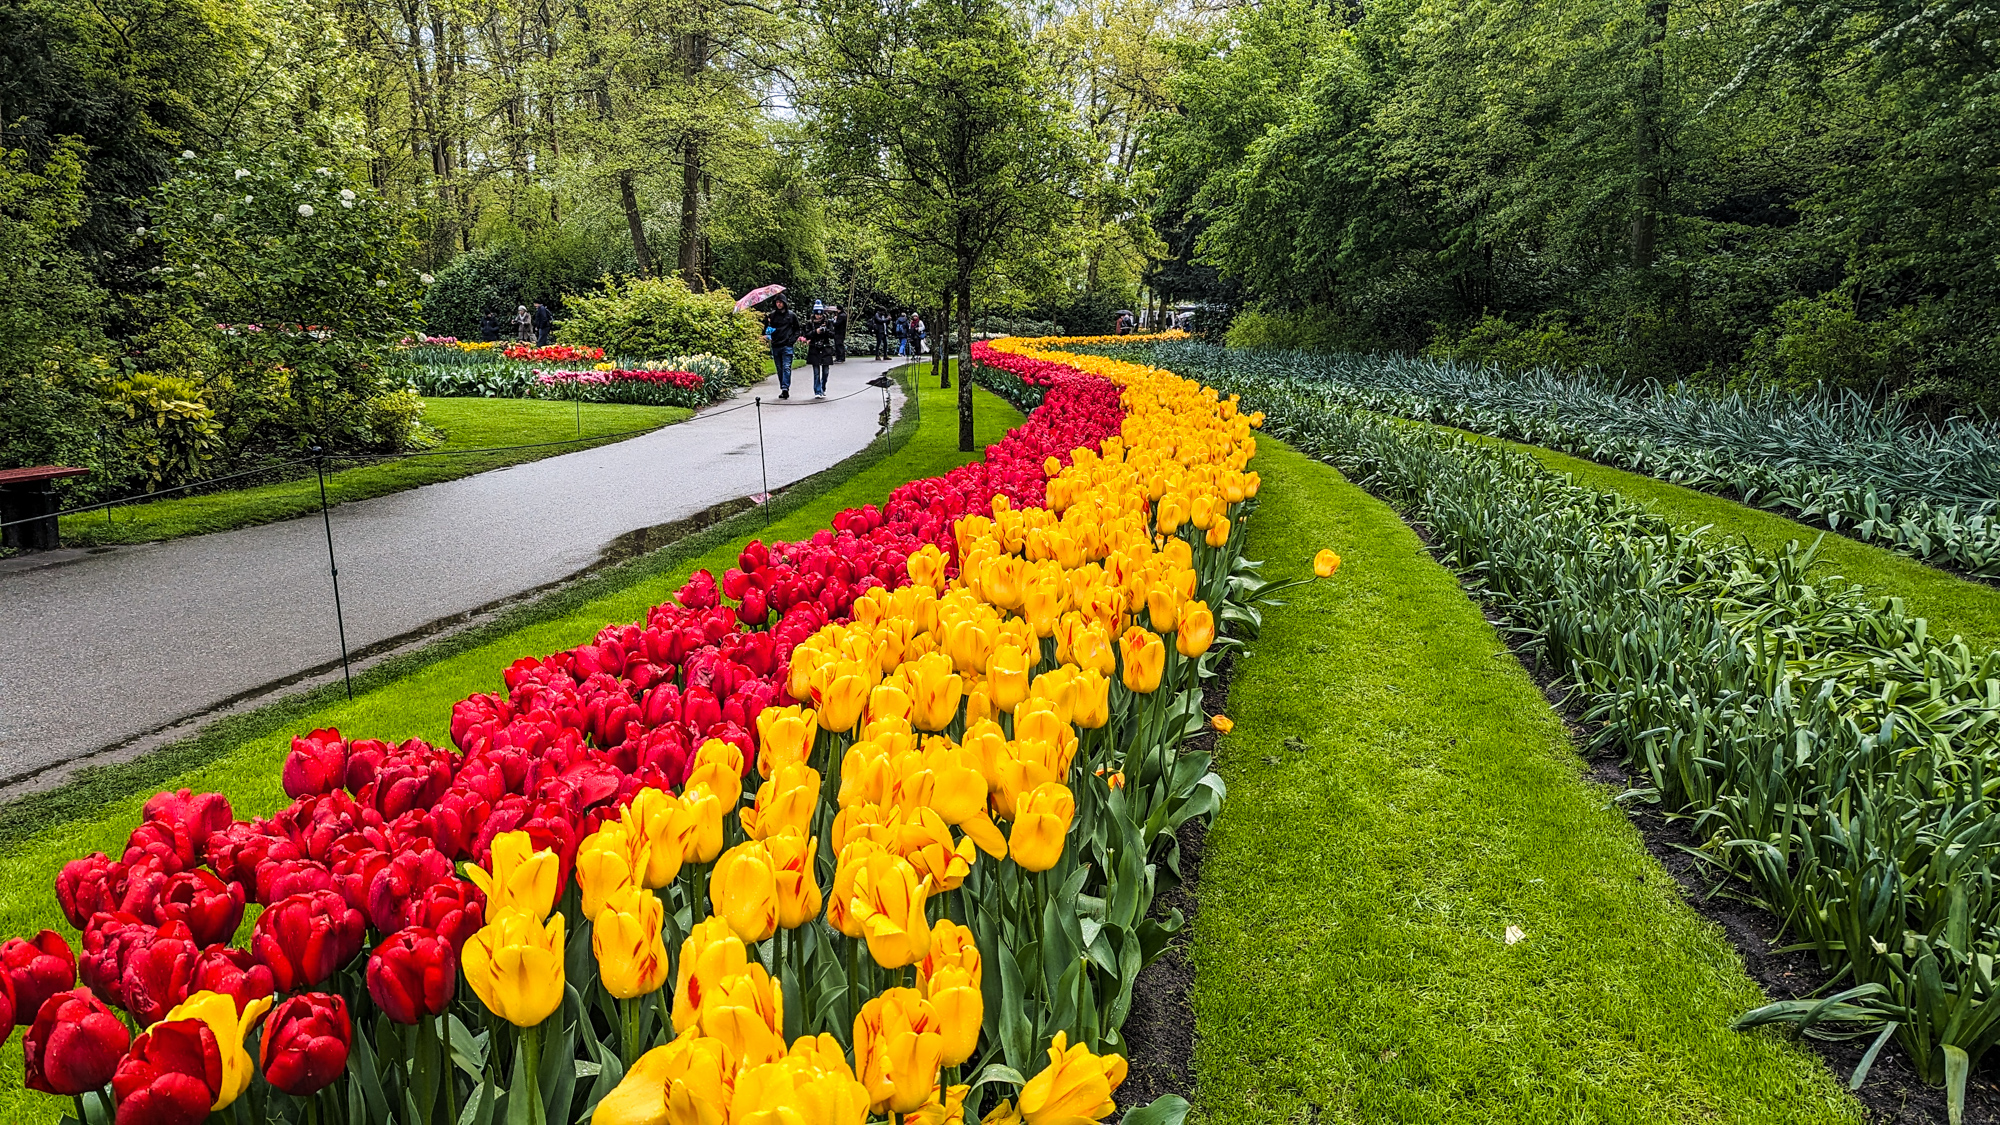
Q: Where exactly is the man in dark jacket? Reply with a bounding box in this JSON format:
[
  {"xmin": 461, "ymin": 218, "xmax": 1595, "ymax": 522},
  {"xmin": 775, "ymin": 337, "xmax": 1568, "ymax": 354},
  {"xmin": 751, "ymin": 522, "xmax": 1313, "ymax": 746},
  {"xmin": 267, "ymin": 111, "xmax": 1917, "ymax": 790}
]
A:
[
  {"xmin": 765, "ymin": 298, "xmax": 801, "ymax": 399},
  {"xmin": 831, "ymin": 306, "xmax": 849, "ymax": 362},
  {"xmin": 479, "ymin": 311, "xmax": 500, "ymax": 342},
  {"xmin": 870, "ymin": 310, "xmax": 891, "ymax": 360},
  {"xmin": 531, "ymin": 302, "xmax": 553, "ymax": 346}
]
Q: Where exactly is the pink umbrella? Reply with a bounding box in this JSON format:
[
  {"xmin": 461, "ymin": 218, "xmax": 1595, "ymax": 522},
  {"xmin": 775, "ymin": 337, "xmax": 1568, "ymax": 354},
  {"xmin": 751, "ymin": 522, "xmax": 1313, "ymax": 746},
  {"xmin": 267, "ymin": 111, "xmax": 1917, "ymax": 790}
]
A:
[{"xmin": 734, "ymin": 284, "xmax": 786, "ymax": 313}]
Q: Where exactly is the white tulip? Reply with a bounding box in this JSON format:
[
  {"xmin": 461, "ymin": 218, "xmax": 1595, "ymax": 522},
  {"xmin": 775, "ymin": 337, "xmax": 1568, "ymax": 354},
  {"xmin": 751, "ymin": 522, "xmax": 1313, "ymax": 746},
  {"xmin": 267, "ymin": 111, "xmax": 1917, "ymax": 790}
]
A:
[{"xmin": 341, "ymin": 199, "xmax": 355, "ymax": 209}]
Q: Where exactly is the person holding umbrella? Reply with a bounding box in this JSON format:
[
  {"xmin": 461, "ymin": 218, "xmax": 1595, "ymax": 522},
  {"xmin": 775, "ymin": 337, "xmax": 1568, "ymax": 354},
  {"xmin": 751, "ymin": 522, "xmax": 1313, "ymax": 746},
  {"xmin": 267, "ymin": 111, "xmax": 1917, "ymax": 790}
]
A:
[{"xmin": 764, "ymin": 297, "xmax": 801, "ymax": 399}]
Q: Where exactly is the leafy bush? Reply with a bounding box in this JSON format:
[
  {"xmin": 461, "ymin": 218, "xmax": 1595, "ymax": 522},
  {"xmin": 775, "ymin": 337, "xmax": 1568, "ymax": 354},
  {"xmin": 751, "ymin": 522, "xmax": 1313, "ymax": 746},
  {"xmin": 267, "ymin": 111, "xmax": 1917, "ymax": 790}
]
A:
[
  {"xmin": 555, "ymin": 276, "xmax": 764, "ymax": 386},
  {"xmin": 421, "ymin": 246, "xmax": 522, "ymax": 340},
  {"xmin": 1424, "ymin": 313, "xmax": 1595, "ymax": 372},
  {"xmin": 1740, "ymin": 294, "xmax": 1919, "ymax": 397},
  {"xmin": 1221, "ymin": 308, "xmax": 1356, "ymax": 352},
  {"xmin": 109, "ymin": 373, "xmax": 224, "ymax": 489}
]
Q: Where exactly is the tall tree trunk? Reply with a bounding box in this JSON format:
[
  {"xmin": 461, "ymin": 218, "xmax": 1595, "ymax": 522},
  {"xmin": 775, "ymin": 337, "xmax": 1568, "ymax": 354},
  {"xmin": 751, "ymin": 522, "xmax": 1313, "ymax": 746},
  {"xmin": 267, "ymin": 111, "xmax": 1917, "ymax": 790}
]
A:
[
  {"xmin": 1630, "ymin": 0, "xmax": 1669, "ymax": 269},
  {"xmin": 957, "ymin": 277, "xmax": 974, "ymax": 452},
  {"xmin": 679, "ymin": 135, "xmax": 703, "ymax": 288},
  {"xmin": 620, "ymin": 170, "xmax": 654, "ymax": 278},
  {"xmin": 937, "ymin": 287, "xmax": 951, "ymax": 389}
]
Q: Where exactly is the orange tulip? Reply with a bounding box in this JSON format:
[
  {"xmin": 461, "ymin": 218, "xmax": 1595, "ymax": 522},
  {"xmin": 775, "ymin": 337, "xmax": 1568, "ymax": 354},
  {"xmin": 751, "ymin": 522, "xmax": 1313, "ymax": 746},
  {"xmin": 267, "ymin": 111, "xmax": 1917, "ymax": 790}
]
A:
[
  {"xmin": 1176, "ymin": 600, "xmax": 1215, "ymax": 658},
  {"xmin": 1118, "ymin": 627, "xmax": 1165, "ymax": 694},
  {"xmin": 1009, "ymin": 783, "xmax": 1074, "ymax": 872}
]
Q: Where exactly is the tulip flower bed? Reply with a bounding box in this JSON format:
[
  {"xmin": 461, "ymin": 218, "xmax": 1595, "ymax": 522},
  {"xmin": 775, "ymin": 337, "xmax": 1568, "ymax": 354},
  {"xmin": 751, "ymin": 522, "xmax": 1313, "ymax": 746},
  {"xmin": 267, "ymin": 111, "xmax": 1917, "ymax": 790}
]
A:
[
  {"xmin": 530, "ymin": 369, "xmax": 708, "ymax": 409},
  {"xmin": 0, "ymin": 340, "xmax": 1286, "ymax": 1125},
  {"xmin": 504, "ymin": 343, "xmax": 607, "ymax": 363},
  {"xmin": 1177, "ymin": 349, "xmax": 2000, "ymax": 1120}
]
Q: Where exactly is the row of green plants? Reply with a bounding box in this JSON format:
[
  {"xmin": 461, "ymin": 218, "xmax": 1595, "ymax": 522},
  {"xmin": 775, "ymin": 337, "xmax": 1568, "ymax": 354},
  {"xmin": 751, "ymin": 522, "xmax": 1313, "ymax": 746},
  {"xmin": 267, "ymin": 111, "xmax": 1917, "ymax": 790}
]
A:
[
  {"xmin": 1117, "ymin": 341, "xmax": 2000, "ymax": 578},
  {"xmin": 1170, "ymin": 349, "xmax": 2000, "ymax": 1122},
  {"xmin": 408, "ymin": 355, "xmax": 738, "ymax": 408}
]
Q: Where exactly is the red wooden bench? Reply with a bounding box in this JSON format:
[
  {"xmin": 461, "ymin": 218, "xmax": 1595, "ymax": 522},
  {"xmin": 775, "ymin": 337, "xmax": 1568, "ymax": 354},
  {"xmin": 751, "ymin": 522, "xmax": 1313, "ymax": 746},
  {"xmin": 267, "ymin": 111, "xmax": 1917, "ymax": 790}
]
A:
[{"xmin": 0, "ymin": 466, "xmax": 90, "ymax": 550}]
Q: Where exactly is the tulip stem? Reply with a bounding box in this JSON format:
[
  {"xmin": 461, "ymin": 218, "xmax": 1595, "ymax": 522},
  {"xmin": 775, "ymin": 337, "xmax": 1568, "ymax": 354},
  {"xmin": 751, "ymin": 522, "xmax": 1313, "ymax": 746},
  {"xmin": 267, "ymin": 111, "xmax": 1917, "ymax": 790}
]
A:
[
  {"xmin": 621, "ymin": 996, "xmax": 643, "ymax": 1069},
  {"xmin": 72, "ymin": 1095, "xmax": 86, "ymax": 1125}
]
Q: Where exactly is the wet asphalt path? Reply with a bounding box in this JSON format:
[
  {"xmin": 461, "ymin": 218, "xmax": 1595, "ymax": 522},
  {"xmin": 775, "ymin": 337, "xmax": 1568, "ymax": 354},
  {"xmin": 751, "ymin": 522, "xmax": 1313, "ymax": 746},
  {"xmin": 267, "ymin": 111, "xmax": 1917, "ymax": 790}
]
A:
[{"xmin": 0, "ymin": 361, "xmax": 907, "ymax": 783}]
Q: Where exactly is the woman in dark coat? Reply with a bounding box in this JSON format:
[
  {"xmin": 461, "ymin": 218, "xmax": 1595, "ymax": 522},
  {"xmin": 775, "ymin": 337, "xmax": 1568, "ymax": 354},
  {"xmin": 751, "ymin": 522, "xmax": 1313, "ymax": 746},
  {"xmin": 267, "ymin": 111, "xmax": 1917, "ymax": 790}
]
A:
[{"xmin": 804, "ymin": 311, "xmax": 837, "ymax": 398}]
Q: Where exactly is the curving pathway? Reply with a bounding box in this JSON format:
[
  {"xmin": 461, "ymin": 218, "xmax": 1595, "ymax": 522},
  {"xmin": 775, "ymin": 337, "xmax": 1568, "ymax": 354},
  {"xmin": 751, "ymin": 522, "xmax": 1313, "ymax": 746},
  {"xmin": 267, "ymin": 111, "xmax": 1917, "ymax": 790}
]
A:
[{"xmin": 0, "ymin": 361, "xmax": 908, "ymax": 784}]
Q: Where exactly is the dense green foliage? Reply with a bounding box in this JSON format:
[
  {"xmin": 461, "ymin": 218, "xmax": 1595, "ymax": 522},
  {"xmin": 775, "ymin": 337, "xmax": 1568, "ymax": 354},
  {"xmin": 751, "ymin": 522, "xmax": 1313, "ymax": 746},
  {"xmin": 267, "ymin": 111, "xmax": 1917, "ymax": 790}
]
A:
[
  {"xmin": 1143, "ymin": 0, "xmax": 2000, "ymax": 411},
  {"xmin": 1189, "ymin": 347, "xmax": 2000, "ymax": 1117},
  {"xmin": 554, "ymin": 276, "xmax": 765, "ymax": 385},
  {"xmin": 1110, "ymin": 341, "xmax": 2000, "ymax": 576}
]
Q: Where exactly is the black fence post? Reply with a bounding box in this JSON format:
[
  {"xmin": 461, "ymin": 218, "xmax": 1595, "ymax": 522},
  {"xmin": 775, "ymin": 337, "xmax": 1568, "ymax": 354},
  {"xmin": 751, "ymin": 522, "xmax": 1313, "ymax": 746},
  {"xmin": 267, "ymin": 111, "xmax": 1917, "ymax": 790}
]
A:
[
  {"xmin": 755, "ymin": 397, "xmax": 771, "ymax": 528},
  {"xmin": 313, "ymin": 446, "xmax": 354, "ymax": 700}
]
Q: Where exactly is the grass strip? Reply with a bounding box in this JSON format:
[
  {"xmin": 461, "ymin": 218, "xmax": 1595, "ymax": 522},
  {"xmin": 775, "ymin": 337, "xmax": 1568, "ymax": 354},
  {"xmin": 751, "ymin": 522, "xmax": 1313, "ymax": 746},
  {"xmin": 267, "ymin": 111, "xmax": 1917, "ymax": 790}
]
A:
[
  {"xmin": 0, "ymin": 371, "xmax": 1015, "ymax": 1122},
  {"xmin": 1192, "ymin": 434, "xmax": 1861, "ymax": 1124},
  {"xmin": 58, "ymin": 397, "xmax": 692, "ymax": 547},
  {"xmin": 1454, "ymin": 431, "xmax": 2000, "ymax": 654}
]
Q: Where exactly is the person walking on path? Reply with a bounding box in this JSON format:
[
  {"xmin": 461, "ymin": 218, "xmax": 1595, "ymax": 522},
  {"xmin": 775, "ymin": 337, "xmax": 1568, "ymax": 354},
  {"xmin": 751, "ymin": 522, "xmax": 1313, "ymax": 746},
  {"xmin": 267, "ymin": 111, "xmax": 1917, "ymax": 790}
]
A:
[
  {"xmin": 514, "ymin": 305, "xmax": 534, "ymax": 342},
  {"xmin": 804, "ymin": 309, "xmax": 836, "ymax": 398},
  {"xmin": 895, "ymin": 312, "xmax": 909, "ymax": 356},
  {"xmin": 871, "ymin": 309, "xmax": 891, "ymax": 360},
  {"xmin": 765, "ymin": 298, "xmax": 801, "ymax": 399},
  {"xmin": 832, "ymin": 306, "xmax": 849, "ymax": 362},
  {"xmin": 532, "ymin": 302, "xmax": 554, "ymax": 346},
  {"xmin": 908, "ymin": 313, "xmax": 926, "ymax": 357}
]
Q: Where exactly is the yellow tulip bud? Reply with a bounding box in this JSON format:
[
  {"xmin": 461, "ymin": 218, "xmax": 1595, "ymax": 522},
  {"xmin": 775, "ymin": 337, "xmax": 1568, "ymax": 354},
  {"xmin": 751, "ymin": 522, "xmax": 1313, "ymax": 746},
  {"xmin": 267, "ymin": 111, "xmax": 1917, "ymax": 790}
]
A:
[
  {"xmin": 709, "ymin": 840, "xmax": 780, "ymax": 943},
  {"xmin": 1009, "ymin": 782, "xmax": 1074, "ymax": 872},
  {"xmin": 1018, "ymin": 1031, "xmax": 1126, "ymax": 1125},
  {"xmin": 767, "ymin": 830, "xmax": 824, "ymax": 930},
  {"xmin": 1176, "ymin": 600, "xmax": 1215, "ymax": 658},
  {"xmin": 592, "ymin": 885, "xmax": 670, "ymax": 999},
  {"xmin": 164, "ymin": 990, "xmax": 271, "ymax": 1111},
  {"xmin": 982, "ymin": 554, "xmax": 1025, "ymax": 611},
  {"xmin": 1314, "ymin": 549, "xmax": 1341, "ymax": 577},
  {"xmin": 589, "ymin": 1030, "xmax": 732, "ymax": 1125},
  {"xmin": 467, "ymin": 830, "xmax": 559, "ymax": 921},
  {"xmin": 868, "ymin": 680, "xmax": 914, "ymax": 726},
  {"xmin": 620, "ymin": 788, "xmax": 688, "ymax": 890},
  {"xmin": 755, "ymin": 705, "xmax": 819, "ymax": 778},
  {"xmin": 1118, "ymin": 627, "xmax": 1166, "ymax": 694},
  {"xmin": 816, "ymin": 660, "xmax": 872, "ymax": 734},
  {"xmin": 1206, "ymin": 516, "xmax": 1231, "ymax": 547},
  {"xmin": 464, "ymin": 909, "xmax": 566, "ymax": 1027},
  {"xmin": 963, "ymin": 680, "xmax": 995, "ymax": 728},
  {"xmin": 1071, "ymin": 624, "xmax": 1116, "ymax": 678},
  {"xmin": 919, "ymin": 920, "xmax": 984, "ymax": 1068},
  {"xmin": 907, "ymin": 652, "xmax": 964, "ymax": 733},
  {"xmin": 672, "ymin": 917, "xmax": 747, "ymax": 1034},
  {"xmin": 906, "ymin": 544, "xmax": 948, "ymax": 592},
  {"xmin": 685, "ymin": 738, "xmax": 746, "ymax": 810},
  {"xmin": 853, "ymin": 988, "xmax": 947, "ymax": 1115},
  {"xmin": 848, "ymin": 849, "xmax": 932, "ymax": 968},
  {"xmin": 986, "ymin": 643, "xmax": 1031, "ymax": 714},
  {"xmin": 1072, "ymin": 669, "xmax": 1110, "ymax": 730},
  {"xmin": 576, "ymin": 821, "xmax": 644, "ymax": 920},
  {"xmin": 741, "ymin": 762, "xmax": 820, "ymax": 840},
  {"xmin": 679, "ymin": 783, "xmax": 727, "ymax": 865},
  {"xmin": 1146, "ymin": 585, "xmax": 1179, "ymax": 633}
]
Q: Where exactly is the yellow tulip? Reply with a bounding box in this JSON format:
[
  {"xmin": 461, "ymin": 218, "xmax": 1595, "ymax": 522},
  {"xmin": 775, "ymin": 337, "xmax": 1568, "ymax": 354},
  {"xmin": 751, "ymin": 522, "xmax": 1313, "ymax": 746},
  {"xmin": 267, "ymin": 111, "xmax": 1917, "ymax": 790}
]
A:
[
  {"xmin": 848, "ymin": 849, "xmax": 932, "ymax": 968},
  {"xmin": 1314, "ymin": 549, "xmax": 1341, "ymax": 577},
  {"xmin": 815, "ymin": 660, "xmax": 871, "ymax": 734},
  {"xmin": 894, "ymin": 806, "xmax": 977, "ymax": 893},
  {"xmin": 590, "ymin": 1029, "xmax": 733, "ymax": 1125},
  {"xmin": 1146, "ymin": 585, "xmax": 1179, "ymax": 632},
  {"xmin": 163, "ymin": 990, "xmax": 272, "ymax": 1111},
  {"xmin": 1022, "ymin": 577, "xmax": 1063, "ymax": 638},
  {"xmin": 733, "ymin": 1045, "xmax": 872, "ymax": 1125},
  {"xmin": 1176, "ymin": 600, "xmax": 1215, "ymax": 658},
  {"xmin": 868, "ymin": 680, "xmax": 914, "ymax": 726},
  {"xmin": 907, "ymin": 1084, "xmax": 972, "ymax": 1125},
  {"xmin": 467, "ymin": 830, "xmax": 559, "ymax": 921},
  {"xmin": 1013, "ymin": 702, "xmax": 1075, "ymax": 761},
  {"xmin": 852, "ymin": 988, "xmax": 947, "ymax": 1115},
  {"xmin": 1017, "ymin": 1031, "xmax": 1126, "ymax": 1125},
  {"xmin": 686, "ymin": 739, "xmax": 746, "ymax": 809},
  {"xmin": 944, "ymin": 615, "xmax": 996, "ymax": 678},
  {"xmin": 919, "ymin": 921, "xmax": 984, "ymax": 1068},
  {"xmin": 837, "ymin": 742, "xmax": 894, "ymax": 809},
  {"xmin": 741, "ymin": 762, "xmax": 820, "ymax": 840},
  {"xmin": 826, "ymin": 838, "xmax": 883, "ymax": 939},
  {"xmin": 593, "ymin": 885, "xmax": 670, "ymax": 999},
  {"xmin": 1210, "ymin": 714, "xmax": 1234, "ymax": 734},
  {"xmin": 577, "ymin": 821, "xmax": 644, "ymax": 920},
  {"xmin": 907, "ymin": 544, "xmax": 948, "ymax": 591},
  {"xmin": 621, "ymin": 788, "xmax": 688, "ymax": 889},
  {"xmin": 464, "ymin": 909, "xmax": 566, "ymax": 1027},
  {"xmin": 986, "ymin": 643, "xmax": 1031, "ymax": 713},
  {"xmin": 911, "ymin": 741, "xmax": 1008, "ymax": 858},
  {"xmin": 672, "ymin": 917, "xmax": 747, "ymax": 1034},
  {"xmin": 1155, "ymin": 495, "xmax": 1186, "ymax": 534},
  {"xmin": 698, "ymin": 961, "xmax": 785, "ymax": 1068},
  {"xmin": 1070, "ymin": 624, "xmax": 1116, "ymax": 679},
  {"xmin": 963, "ymin": 681, "xmax": 995, "ymax": 728},
  {"xmin": 982, "ymin": 554, "xmax": 1025, "ymax": 611},
  {"xmin": 1009, "ymin": 783, "xmax": 1074, "ymax": 872},
  {"xmin": 1118, "ymin": 627, "xmax": 1165, "ymax": 694},
  {"xmin": 1206, "ymin": 515, "xmax": 1231, "ymax": 547},
  {"xmin": 709, "ymin": 840, "xmax": 780, "ymax": 943},
  {"xmin": 907, "ymin": 652, "xmax": 963, "ymax": 733},
  {"xmin": 680, "ymin": 784, "xmax": 727, "ymax": 865},
  {"xmin": 766, "ymin": 830, "xmax": 824, "ymax": 929},
  {"xmin": 983, "ymin": 1099, "xmax": 1025, "ymax": 1125},
  {"xmin": 755, "ymin": 705, "xmax": 819, "ymax": 778},
  {"xmin": 1027, "ymin": 667, "xmax": 1077, "ymax": 726},
  {"xmin": 1072, "ymin": 670, "xmax": 1110, "ymax": 730}
]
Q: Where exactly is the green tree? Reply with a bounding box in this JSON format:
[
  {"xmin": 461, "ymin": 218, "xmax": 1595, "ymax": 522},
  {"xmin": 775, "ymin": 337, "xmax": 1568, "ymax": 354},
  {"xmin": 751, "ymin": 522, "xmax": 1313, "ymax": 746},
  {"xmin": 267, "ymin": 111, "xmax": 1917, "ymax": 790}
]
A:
[{"xmin": 801, "ymin": 0, "xmax": 1087, "ymax": 449}]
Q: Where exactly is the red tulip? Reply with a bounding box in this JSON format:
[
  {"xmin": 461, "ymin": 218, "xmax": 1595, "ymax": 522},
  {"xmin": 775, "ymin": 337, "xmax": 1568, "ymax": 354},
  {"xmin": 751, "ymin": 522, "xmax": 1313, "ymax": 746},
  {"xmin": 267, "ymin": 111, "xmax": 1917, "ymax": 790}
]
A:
[
  {"xmin": 365, "ymin": 846, "xmax": 454, "ymax": 933},
  {"xmin": 283, "ymin": 728, "xmax": 348, "ymax": 798},
  {"xmin": 678, "ymin": 569, "xmax": 720, "ymax": 610},
  {"xmin": 331, "ymin": 848, "xmax": 391, "ymax": 918},
  {"xmin": 342, "ymin": 737, "xmax": 389, "ymax": 792},
  {"xmin": 79, "ymin": 913, "xmax": 155, "ymax": 1009},
  {"xmin": 55, "ymin": 853, "xmax": 122, "ymax": 930},
  {"xmin": 141, "ymin": 789, "xmax": 234, "ymax": 854},
  {"xmin": 112, "ymin": 1018, "xmax": 221, "ymax": 1125},
  {"xmin": 366, "ymin": 928, "xmax": 456, "ymax": 1024},
  {"xmin": 190, "ymin": 945, "xmax": 275, "ymax": 1014},
  {"xmin": 120, "ymin": 919, "xmax": 200, "ymax": 1026},
  {"xmin": 2, "ymin": 930, "xmax": 76, "ymax": 1023},
  {"xmin": 252, "ymin": 890, "xmax": 364, "ymax": 992},
  {"xmin": 404, "ymin": 877, "xmax": 485, "ymax": 951},
  {"xmin": 260, "ymin": 993, "xmax": 350, "ymax": 1095},
  {"xmin": 363, "ymin": 739, "xmax": 453, "ymax": 820},
  {"xmin": 254, "ymin": 857, "xmax": 334, "ymax": 905},
  {"xmin": 154, "ymin": 870, "xmax": 246, "ymax": 946},
  {"xmin": 205, "ymin": 821, "xmax": 300, "ymax": 889},
  {"xmin": 24, "ymin": 989, "xmax": 130, "ymax": 1095}
]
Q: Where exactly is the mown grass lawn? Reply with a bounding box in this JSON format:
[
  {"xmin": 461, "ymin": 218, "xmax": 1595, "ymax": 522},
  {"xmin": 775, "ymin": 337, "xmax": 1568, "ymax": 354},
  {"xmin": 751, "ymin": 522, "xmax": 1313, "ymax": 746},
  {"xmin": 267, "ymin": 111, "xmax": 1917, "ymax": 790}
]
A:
[
  {"xmin": 0, "ymin": 374, "xmax": 1016, "ymax": 1124},
  {"xmin": 1193, "ymin": 435, "xmax": 1861, "ymax": 1123},
  {"xmin": 57, "ymin": 397, "xmax": 692, "ymax": 548},
  {"xmin": 1458, "ymin": 432, "xmax": 2000, "ymax": 654}
]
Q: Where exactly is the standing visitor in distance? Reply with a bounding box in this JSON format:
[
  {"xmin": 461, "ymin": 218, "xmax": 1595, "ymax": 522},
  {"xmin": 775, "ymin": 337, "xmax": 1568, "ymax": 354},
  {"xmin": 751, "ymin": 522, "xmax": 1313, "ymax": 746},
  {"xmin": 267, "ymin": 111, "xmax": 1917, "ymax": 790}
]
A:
[
  {"xmin": 871, "ymin": 308, "xmax": 891, "ymax": 360},
  {"xmin": 832, "ymin": 306, "xmax": 849, "ymax": 362},
  {"xmin": 894, "ymin": 311, "xmax": 909, "ymax": 356},
  {"xmin": 531, "ymin": 301, "xmax": 553, "ymax": 346},
  {"xmin": 765, "ymin": 297, "xmax": 800, "ymax": 400},
  {"xmin": 514, "ymin": 304, "xmax": 534, "ymax": 342},
  {"xmin": 908, "ymin": 312, "xmax": 926, "ymax": 356},
  {"xmin": 804, "ymin": 308, "xmax": 836, "ymax": 399},
  {"xmin": 479, "ymin": 310, "xmax": 499, "ymax": 342}
]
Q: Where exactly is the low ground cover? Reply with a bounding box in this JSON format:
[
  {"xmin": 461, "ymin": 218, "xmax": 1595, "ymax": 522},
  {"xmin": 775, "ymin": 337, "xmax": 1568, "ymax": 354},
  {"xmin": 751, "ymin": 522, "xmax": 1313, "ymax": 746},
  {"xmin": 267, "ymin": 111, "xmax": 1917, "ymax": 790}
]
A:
[
  {"xmin": 56, "ymin": 397, "xmax": 691, "ymax": 548},
  {"xmin": 1188, "ymin": 352, "xmax": 2000, "ymax": 1117},
  {"xmin": 1197, "ymin": 436, "xmax": 1859, "ymax": 1123},
  {"xmin": 1119, "ymin": 341, "xmax": 2000, "ymax": 578}
]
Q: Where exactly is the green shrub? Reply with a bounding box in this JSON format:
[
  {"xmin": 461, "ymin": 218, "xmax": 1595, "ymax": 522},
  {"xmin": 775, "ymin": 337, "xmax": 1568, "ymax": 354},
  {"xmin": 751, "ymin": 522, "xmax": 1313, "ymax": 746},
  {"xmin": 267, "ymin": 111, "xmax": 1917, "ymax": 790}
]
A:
[
  {"xmin": 111, "ymin": 373, "xmax": 224, "ymax": 490},
  {"xmin": 1740, "ymin": 294, "xmax": 1916, "ymax": 396},
  {"xmin": 1221, "ymin": 308, "xmax": 1353, "ymax": 352},
  {"xmin": 555, "ymin": 277, "xmax": 764, "ymax": 386},
  {"xmin": 1424, "ymin": 312, "xmax": 1594, "ymax": 372}
]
